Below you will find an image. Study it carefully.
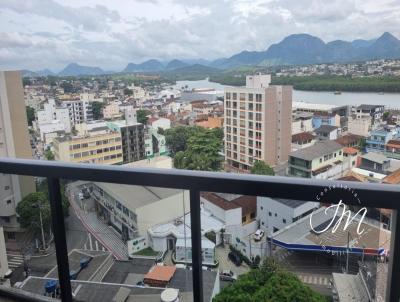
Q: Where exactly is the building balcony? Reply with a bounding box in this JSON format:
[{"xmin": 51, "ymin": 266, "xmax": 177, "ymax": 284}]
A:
[{"xmin": 0, "ymin": 158, "xmax": 400, "ymax": 302}]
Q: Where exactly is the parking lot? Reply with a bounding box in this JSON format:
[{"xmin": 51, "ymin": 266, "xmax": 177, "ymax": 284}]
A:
[{"xmin": 215, "ymin": 246, "xmax": 251, "ymax": 276}]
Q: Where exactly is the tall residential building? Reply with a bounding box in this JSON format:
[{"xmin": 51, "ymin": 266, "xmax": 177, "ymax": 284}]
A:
[
  {"xmin": 224, "ymin": 74, "xmax": 292, "ymax": 171},
  {"xmin": 107, "ymin": 109, "xmax": 146, "ymax": 163},
  {"xmin": 0, "ymin": 71, "xmax": 36, "ymax": 238},
  {"xmin": 60, "ymin": 99, "xmax": 93, "ymax": 125}
]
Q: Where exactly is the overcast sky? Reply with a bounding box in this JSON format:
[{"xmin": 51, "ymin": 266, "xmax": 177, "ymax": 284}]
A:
[{"xmin": 1, "ymin": 0, "xmax": 399, "ymax": 71}]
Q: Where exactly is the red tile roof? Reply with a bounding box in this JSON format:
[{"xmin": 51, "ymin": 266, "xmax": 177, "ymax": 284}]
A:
[
  {"xmin": 383, "ymin": 168, "xmax": 400, "ymax": 184},
  {"xmin": 201, "ymin": 192, "xmax": 256, "ymax": 216},
  {"xmin": 335, "ymin": 134, "xmax": 363, "ymax": 147},
  {"xmin": 292, "ymin": 132, "xmax": 315, "ymax": 143},
  {"xmin": 144, "ymin": 265, "xmax": 176, "ymax": 286},
  {"xmin": 343, "ymin": 147, "xmax": 359, "ymax": 155}
]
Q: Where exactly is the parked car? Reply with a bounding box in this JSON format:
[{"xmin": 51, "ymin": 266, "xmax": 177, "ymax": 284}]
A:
[
  {"xmin": 228, "ymin": 251, "xmax": 242, "ymax": 266},
  {"xmin": 254, "ymin": 229, "xmax": 265, "ymax": 241},
  {"xmin": 219, "ymin": 270, "xmax": 237, "ymax": 282}
]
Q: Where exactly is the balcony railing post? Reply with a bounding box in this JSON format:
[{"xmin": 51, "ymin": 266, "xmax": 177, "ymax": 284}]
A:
[
  {"xmin": 190, "ymin": 190, "xmax": 203, "ymax": 302},
  {"xmin": 47, "ymin": 178, "xmax": 72, "ymax": 302},
  {"xmin": 387, "ymin": 209, "xmax": 400, "ymax": 302}
]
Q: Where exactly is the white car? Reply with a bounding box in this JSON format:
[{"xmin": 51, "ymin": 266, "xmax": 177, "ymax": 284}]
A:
[
  {"xmin": 219, "ymin": 270, "xmax": 237, "ymax": 282},
  {"xmin": 254, "ymin": 229, "xmax": 265, "ymax": 241}
]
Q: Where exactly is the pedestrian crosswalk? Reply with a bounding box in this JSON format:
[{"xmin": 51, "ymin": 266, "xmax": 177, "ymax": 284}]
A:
[
  {"xmin": 275, "ymin": 249, "xmax": 292, "ymax": 262},
  {"xmin": 7, "ymin": 254, "xmax": 24, "ymax": 269},
  {"xmin": 297, "ymin": 274, "xmax": 330, "ymax": 286},
  {"xmin": 79, "ymin": 211, "xmax": 128, "ymax": 259},
  {"xmin": 83, "ymin": 233, "xmax": 106, "ymax": 252}
]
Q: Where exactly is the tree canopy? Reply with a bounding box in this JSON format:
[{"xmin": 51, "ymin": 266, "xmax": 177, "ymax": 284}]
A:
[
  {"xmin": 16, "ymin": 192, "xmax": 52, "ymax": 232},
  {"xmin": 26, "ymin": 106, "xmax": 35, "ymax": 126},
  {"xmin": 91, "ymin": 101, "xmax": 105, "ymax": 120},
  {"xmin": 250, "ymin": 161, "xmax": 275, "ymax": 176},
  {"xmin": 123, "ymin": 88, "xmax": 133, "ymax": 96},
  {"xmin": 214, "ymin": 258, "xmax": 327, "ymax": 302},
  {"xmin": 137, "ymin": 109, "xmax": 149, "ymax": 125},
  {"xmin": 166, "ymin": 126, "xmax": 223, "ymax": 171},
  {"xmin": 16, "ymin": 181, "xmax": 69, "ymax": 233}
]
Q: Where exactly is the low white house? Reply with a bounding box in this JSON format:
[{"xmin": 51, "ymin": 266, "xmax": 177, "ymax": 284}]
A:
[
  {"xmin": 148, "ymin": 208, "xmax": 223, "ymax": 265},
  {"xmin": 257, "ymin": 197, "xmax": 318, "ymax": 233},
  {"xmin": 200, "ymin": 193, "xmax": 258, "ymax": 243},
  {"xmin": 175, "ymin": 237, "xmax": 215, "ymax": 265}
]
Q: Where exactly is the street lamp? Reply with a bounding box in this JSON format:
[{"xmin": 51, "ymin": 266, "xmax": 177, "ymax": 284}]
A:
[{"xmin": 33, "ymin": 203, "xmax": 46, "ymax": 251}]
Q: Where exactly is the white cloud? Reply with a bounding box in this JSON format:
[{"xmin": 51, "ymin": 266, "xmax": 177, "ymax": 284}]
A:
[{"xmin": 0, "ymin": 0, "xmax": 399, "ymax": 71}]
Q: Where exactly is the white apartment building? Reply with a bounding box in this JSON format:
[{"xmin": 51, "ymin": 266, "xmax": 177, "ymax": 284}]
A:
[
  {"xmin": 257, "ymin": 197, "xmax": 318, "ymax": 233},
  {"xmin": 0, "ymin": 227, "xmax": 10, "ymax": 278},
  {"xmin": 0, "ymin": 71, "xmax": 36, "ymax": 238},
  {"xmin": 224, "ymin": 74, "xmax": 292, "ymax": 171},
  {"xmin": 36, "ymin": 99, "xmax": 71, "ymax": 140},
  {"xmin": 60, "ymin": 99, "xmax": 93, "ymax": 125},
  {"xmin": 91, "ymin": 182, "xmax": 189, "ymax": 243}
]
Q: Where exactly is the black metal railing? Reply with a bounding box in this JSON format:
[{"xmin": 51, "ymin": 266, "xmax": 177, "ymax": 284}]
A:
[{"xmin": 0, "ymin": 157, "xmax": 400, "ymax": 302}]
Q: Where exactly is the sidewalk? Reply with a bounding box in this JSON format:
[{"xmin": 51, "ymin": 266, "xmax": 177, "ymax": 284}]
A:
[{"xmin": 66, "ymin": 182, "xmax": 128, "ymax": 260}]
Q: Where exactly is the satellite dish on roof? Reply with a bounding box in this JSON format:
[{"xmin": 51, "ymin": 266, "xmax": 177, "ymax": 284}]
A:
[{"xmin": 161, "ymin": 288, "xmax": 179, "ymax": 302}]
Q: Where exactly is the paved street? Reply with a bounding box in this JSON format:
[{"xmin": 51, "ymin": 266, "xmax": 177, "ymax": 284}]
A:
[{"xmin": 66, "ymin": 182, "xmax": 128, "ymax": 260}]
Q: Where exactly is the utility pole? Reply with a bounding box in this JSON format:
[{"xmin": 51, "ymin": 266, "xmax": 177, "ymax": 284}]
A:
[{"xmin": 39, "ymin": 205, "xmax": 46, "ymax": 251}]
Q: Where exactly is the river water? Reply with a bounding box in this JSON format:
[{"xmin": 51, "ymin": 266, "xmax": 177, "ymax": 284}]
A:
[{"xmin": 172, "ymin": 79, "xmax": 400, "ymax": 107}]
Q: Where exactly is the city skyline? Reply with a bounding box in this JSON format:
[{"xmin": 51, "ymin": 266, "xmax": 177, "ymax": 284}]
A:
[{"xmin": 1, "ymin": 0, "xmax": 400, "ymax": 71}]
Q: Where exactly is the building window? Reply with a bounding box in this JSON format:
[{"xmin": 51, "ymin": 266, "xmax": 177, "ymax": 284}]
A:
[
  {"xmin": 6, "ymin": 199, "xmax": 12, "ymax": 205},
  {"xmin": 7, "ymin": 232, "xmax": 16, "ymax": 240},
  {"xmin": 260, "ymin": 206, "xmax": 263, "ymax": 210},
  {"xmin": 275, "ymin": 213, "xmax": 277, "ymax": 217},
  {"xmin": 269, "ymin": 212, "xmax": 272, "ymax": 216},
  {"xmin": 4, "ymin": 186, "xmax": 10, "ymax": 190},
  {"xmin": 233, "ymin": 93, "xmax": 237, "ymax": 100},
  {"xmin": 226, "ymin": 92, "xmax": 231, "ymax": 99},
  {"xmin": 248, "ymin": 93, "xmax": 253, "ymax": 101},
  {"xmin": 250, "ymin": 212, "xmax": 256, "ymax": 219},
  {"xmin": 283, "ymin": 219, "xmax": 286, "ymax": 224},
  {"xmin": 242, "ymin": 216, "xmax": 246, "ymax": 223}
]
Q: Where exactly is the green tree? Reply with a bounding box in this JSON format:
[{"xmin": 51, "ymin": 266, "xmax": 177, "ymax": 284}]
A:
[
  {"xmin": 44, "ymin": 149, "xmax": 55, "ymax": 160},
  {"xmin": 183, "ymin": 129, "xmax": 223, "ymax": 171},
  {"xmin": 22, "ymin": 77, "xmax": 32, "ymax": 86},
  {"xmin": 91, "ymin": 101, "xmax": 105, "ymax": 120},
  {"xmin": 214, "ymin": 259, "xmax": 326, "ymax": 302},
  {"xmin": 123, "ymin": 88, "xmax": 133, "ymax": 96},
  {"xmin": 250, "ymin": 161, "xmax": 275, "ymax": 176},
  {"xmin": 383, "ymin": 111, "xmax": 390, "ymax": 121},
  {"xmin": 137, "ymin": 109, "xmax": 149, "ymax": 124},
  {"xmin": 16, "ymin": 192, "xmax": 52, "ymax": 233},
  {"xmin": 165, "ymin": 126, "xmax": 203, "ymax": 155},
  {"xmin": 26, "ymin": 106, "xmax": 35, "ymax": 126}
]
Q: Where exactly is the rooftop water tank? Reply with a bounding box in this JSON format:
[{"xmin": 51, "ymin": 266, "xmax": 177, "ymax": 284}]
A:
[{"xmin": 161, "ymin": 288, "xmax": 179, "ymax": 302}]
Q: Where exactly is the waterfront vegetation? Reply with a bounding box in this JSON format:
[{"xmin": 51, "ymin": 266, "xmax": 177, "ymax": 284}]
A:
[
  {"xmin": 209, "ymin": 74, "xmax": 400, "ymax": 92},
  {"xmin": 210, "ymin": 74, "xmax": 400, "ymax": 92},
  {"xmin": 271, "ymin": 75, "xmax": 400, "ymax": 92}
]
